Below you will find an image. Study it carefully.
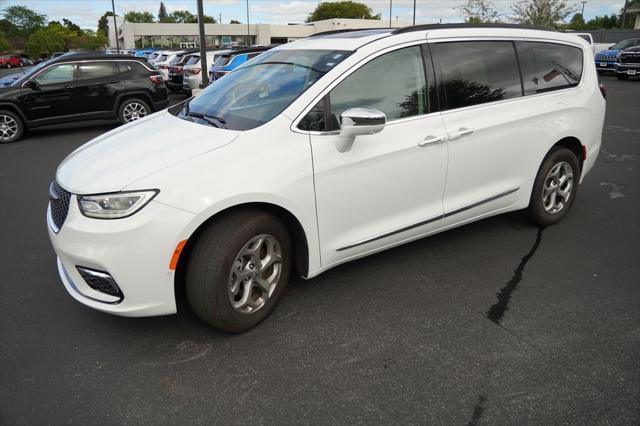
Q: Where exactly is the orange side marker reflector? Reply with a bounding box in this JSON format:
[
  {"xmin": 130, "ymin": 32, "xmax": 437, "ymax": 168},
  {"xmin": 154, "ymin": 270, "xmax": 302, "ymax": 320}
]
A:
[{"xmin": 169, "ymin": 240, "xmax": 187, "ymax": 270}]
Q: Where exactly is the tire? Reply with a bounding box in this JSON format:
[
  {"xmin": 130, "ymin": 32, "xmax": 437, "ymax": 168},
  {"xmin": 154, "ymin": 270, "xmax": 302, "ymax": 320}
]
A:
[
  {"xmin": 528, "ymin": 147, "xmax": 580, "ymax": 226},
  {"xmin": 118, "ymin": 98, "xmax": 150, "ymax": 124},
  {"xmin": 0, "ymin": 110, "xmax": 24, "ymax": 144},
  {"xmin": 186, "ymin": 209, "xmax": 292, "ymax": 333}
]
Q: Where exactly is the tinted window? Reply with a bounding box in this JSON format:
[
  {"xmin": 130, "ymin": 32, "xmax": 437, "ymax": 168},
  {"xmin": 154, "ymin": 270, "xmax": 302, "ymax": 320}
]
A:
[
  {"xmin": 79, "ymin": 62, "xmax": 115, "ymax": 80},
  {"xmin": 117, "ymin": 61, "xmax": 147, "ymax": 75},
  {"xmin": 34, "ymin": 64, "xmax": 75, "ymax": 85},
  {"xmin": 178, "ymin": 49, "xmax": 351, "ymax": 131},
  {"xmin": 431, "ymin": 41, "xmax": 522, "ymax": 110},
  {"xmin": 517, "ymin": 42, "xmax": 583, "ymax": 94},
  {"xmin": 329, "ymin": 45, "xmax": 428, "ymax": 126},
  {"xmin": 299, "ymin": 98, "xmax": 327, "ymax": 132}
]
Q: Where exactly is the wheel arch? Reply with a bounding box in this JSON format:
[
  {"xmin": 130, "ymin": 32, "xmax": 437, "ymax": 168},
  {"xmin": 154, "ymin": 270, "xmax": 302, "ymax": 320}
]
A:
[
  {"xmin": 174, "ymin": 201, "xmax": 310, "ymax": 303},
  {"xmin": 551, "ymin": 136, "xmax": 584, "ymax": 174},
  {"xmin": 115, "ymin": 92, "xmax": 154, "ymax": 114},
  {"xmin": 0, "ymin": 103, "xmax": 28, "ymax": 127}
]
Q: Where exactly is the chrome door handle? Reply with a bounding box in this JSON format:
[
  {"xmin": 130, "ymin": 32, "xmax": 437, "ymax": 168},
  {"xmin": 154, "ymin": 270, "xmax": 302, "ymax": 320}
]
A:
[
  {"xmin": 418, "ymin": 135, "xmax": 446, "ymax": 147},
  {"xmin": 448, "ymin": 127, "xmax": 474, "ymax": 140}
]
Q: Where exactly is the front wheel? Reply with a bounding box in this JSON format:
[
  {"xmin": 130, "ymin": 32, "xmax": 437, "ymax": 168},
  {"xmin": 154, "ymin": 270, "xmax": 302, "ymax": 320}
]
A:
[
  {"xmin": 0, "ymin": 110, "xmax": 24, "ymax": 144},
  {"xmin": 186, "ymin": 210, "xmax": 292, "ymax": 333},
  {"xmin": 118, "ymin": 98, "xmax": 150, "ymax": 124},
  {"xmin": 528, "ymin": 147, "xmax": 580, "ymax": 226}
]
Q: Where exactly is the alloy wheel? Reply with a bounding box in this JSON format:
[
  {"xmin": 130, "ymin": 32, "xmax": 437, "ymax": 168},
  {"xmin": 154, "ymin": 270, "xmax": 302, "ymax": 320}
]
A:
[
  {"xmin": 228, "ymin": 234, "xmax": 283, "ymax": 314},
  {"xmin": 0, "ymin": 114, "xmax": 18, "ymax": 142},
  {"xmin": 542, "ymin": 161, "xmax": 574, "ymax": 214},
  {"xmin": 122, "ymin": 102, "xmax": 147, "ymax": 122}
]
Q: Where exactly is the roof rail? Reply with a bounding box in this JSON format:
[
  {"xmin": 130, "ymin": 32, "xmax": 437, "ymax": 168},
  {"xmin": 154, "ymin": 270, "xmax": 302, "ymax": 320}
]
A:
[
  {"xmin": 392, "ymin": 23, "xmax": 556, "ymax": 35},
  {"xmin": 308, "ymin": 28, "xmax": 390, "ymax": 38}
]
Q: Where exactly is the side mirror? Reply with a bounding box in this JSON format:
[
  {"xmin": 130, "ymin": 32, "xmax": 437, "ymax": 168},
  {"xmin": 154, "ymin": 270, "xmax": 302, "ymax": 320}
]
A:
[
  {"xmin": 339, "ymin": 107, "xmax": 386, "ymax": 139},
  {"xmin": 25, "ymin": 79, "xmax": 41, "ymax": 91}
]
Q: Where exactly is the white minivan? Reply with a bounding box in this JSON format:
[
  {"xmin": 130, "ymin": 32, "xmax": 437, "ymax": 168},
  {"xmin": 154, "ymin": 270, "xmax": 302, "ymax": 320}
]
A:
[{"xmin": 48, "ymin": 25, "xmax": 605, "ymax": 333}]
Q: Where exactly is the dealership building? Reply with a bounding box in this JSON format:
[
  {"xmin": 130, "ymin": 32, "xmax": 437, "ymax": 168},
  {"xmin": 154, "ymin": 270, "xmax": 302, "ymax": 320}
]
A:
[{"xmin": 107, "ymin": 18, "xmax": 407, "ymax": 49}]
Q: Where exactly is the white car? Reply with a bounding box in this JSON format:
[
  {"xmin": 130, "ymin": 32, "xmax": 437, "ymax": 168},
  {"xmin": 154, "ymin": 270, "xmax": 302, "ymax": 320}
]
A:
[
  {"xmin": 48, "ymin": 25, "xmax": 605, "ymax": 333},
  {"xmin": 182, "ymin": 50, "xmax": 230, "ymax": 94},
  {"xmin": 153, "ymin": 50, "xmax": 188, "ymax": 80}
]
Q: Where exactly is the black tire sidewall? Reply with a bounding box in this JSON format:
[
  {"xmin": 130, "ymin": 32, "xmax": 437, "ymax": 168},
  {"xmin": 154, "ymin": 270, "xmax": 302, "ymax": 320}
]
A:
[
  {"xmin": 118, "ymin": 98, "xmax": 150, "ymax": 124},
  {"xmin": 529, "ymin": 147, "xmax": 580, "ymax": 226},
  {"xmin": 187, "ymin": 211, "xmax": 292, "ymax": 333},
  {"xmin": 0, "ymin": 110, "xmax": 24, "ymax": 144}
]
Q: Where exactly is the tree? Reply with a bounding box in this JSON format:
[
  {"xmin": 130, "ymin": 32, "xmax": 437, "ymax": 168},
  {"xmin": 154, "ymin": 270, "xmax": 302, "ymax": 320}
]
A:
[
  {"xmin": 0, "ymin": 32, "xmax": 11, "ymax": 52},
  {"xmin": 0, "ymin": 5, "xmax": 47, "ymax": 38},
  {"xmin": 123, "ymin": 11, "xmax": 155, "ymax": 23},
  {"xmin": 97, "ymin": 11, "xmax": 114, "ymax": 37},
  {"xmin": 158, "ymin": 2, "xmax": 168, "ymax": 20},
  {"xmin": 63, "ymin": 18, "xmax": 82, "ymax": 34},
  {"xmin": 306, "ymin": 1, "xmax": 381, "ymax": 22},
  {"xmin": 457, "ymin": 0, "xmax": 501, "ymax": 23},
  {"xmin": 585, "ymin": 14, "xmax": 618, "ymax": 29},
  {"xmin": 26, "ymin": 26, "xmax": 66, "ymax": 56},
  {"xmin": 567, "ymin": 13, "xmax": 585, "ymax": 29},
  {"xmin": 230, "ymin": 19, "xmax": 241, "ymax": 24},
  {"xmin": 167, "ymin": 10, "xmax": 216, "ymax": 23},
  {"xmin": 511, "ymin": 0, "xmax": 578, "ymax": 27}
]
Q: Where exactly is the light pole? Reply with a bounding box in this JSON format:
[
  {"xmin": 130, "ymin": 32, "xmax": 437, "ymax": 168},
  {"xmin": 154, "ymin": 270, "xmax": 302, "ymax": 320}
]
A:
[
  {"xmin": 197, "ymin": 0, "xmax": 208, "ymax": 87},
  {"xmin": 580, "ymin": 1, "xmax": 587, "ymax": 18},
  {"xmin": 246, "ymin": 0, "xmax": 251, "ymax": 46},
  {"xmin": 111, "ymin": 0, "xmax": 120, "ymax": 53},
  {"xmin": 413, "ymin": 0, "xmax": 416, "ymax": 26},
  {"xmin": 389, "ymin": 0, "xmax": 392, "ymax": 28}
]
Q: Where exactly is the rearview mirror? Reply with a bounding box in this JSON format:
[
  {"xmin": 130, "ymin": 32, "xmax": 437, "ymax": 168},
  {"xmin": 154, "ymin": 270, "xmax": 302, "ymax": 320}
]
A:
[{"xmin": 339, "ymin": 107, "xmax": 386, "ymax": 139}]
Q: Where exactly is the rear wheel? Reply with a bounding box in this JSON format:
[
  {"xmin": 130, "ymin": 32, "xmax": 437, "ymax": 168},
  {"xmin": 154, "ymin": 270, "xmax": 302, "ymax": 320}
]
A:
[
  {"xmin": 0, "ymin": 110, "xmax": 24, "ymax": 144},
  {"xmin": 186, "ymin": 210, "xmax": 292, "ymax": 333},
  {"xmin": 118, "ymin": 98, "xmax": 150, "ymax": 124},
  {"xmin": 528, "ymin": 147, "xmax": 580, "ymax": 226}
]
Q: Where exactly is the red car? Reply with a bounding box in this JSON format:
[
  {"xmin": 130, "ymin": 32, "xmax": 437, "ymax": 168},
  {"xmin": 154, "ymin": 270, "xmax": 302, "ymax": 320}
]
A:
[{"xmin": 0, "ymin": 54, "xmax": 22, "ymax": 69}]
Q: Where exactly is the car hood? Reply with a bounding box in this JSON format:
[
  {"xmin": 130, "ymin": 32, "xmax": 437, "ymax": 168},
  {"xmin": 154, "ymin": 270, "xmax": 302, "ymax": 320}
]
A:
[
  {"xmin": 596, "ymin": 49, "xmax": 620, "ymax": 57},
  {"xmin": 56, "ymin": 111, "xmax": 240, "ymax": 194}
]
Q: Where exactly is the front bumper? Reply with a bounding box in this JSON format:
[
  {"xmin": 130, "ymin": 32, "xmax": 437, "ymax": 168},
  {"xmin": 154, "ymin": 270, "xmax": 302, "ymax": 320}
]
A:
[
  {"xmin": 595, "ymin": 60, "xmax": 618, "ymax": 71},
  {"xmin": 615, "ymin": 63, "xmax": 640, "ymax": 75},
  {"xmin": 47, "ymin": 195, "xmax": 195, "ymax": 317}
]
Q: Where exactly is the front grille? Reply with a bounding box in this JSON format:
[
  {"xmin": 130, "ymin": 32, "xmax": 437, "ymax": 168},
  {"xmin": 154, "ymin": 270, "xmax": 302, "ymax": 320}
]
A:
[
  {"xmin": 620, "ymin": 54, "xmax": 640, "ymax": 64},
  {"xmin": 596, "ymin": 55, "xmax": 617, "ymax": 62},
  {"xmin": 49, "ymin": 181, "xmax": 71, "ymax": 232},
  {"xmin": 76, "ymin": 267, "xmax": 124, "ymax": 300}
]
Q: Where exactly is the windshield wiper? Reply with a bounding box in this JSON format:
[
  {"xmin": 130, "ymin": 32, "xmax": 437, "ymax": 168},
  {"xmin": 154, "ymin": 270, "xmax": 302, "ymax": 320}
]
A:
[{"xmin": 186, "ymin": 111, "xmax": 227, "ymax": 129}]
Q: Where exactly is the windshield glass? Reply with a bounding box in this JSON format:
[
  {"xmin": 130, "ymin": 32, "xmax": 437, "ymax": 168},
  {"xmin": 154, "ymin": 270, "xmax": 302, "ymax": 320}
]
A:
[
  {"xmin": 186, "ymin": 55, "xmax": 200, "ymax": 66},
  {"xmin": 213, "ymin": 54, "xmax": 231, "ymax": 67},
  {"xmin": 176, "ymin": 49, "xmax": 351, "ymax": 131},
  {"xmin": 611, "ymin": 39, "xmax": 637, "ymax": 50}
]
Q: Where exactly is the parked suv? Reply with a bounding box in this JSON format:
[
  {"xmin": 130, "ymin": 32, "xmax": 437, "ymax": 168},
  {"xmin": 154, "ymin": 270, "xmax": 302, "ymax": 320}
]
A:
[
  {"xmin": 0, "ymin": 54, "xmax": 22, "ymax": 68},
  {"xmin": 0, "ymin": 52, "xmax": 169, "ymax": 143},
  {"xmin": 207, "ymin": 46, "xmax": 272, "ymax": 83},
  {"xmin": 615, "ymin": 46, "xmax": 640, "ymax": 79},
  {"xmin": 595, "ymin": 37, "xmax": 640, "ymax": 72},
  {"xmin": 167, "ymin": 52, "xmax": 198, "ymax": 92},
  {"xmin": 47, "ymin": 25, "xmax": 604, "ymax": 333}
]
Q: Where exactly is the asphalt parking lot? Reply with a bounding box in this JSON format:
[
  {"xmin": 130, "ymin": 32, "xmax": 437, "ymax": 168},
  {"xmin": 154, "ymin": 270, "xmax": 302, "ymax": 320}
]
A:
[{"xmin": 0, "ymin": 71, "xmax": 638, "ymax": 425}]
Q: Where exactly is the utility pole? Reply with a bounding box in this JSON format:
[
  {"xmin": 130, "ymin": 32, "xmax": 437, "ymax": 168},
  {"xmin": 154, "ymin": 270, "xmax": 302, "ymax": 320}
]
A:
[
  {"xmin": 246, "ymin": 0, "xmax": 251, "ymax": 46},
  {"xmin": 389, "ymin": 0, "xmax": 392, "ymax": 28},
  {"xmin": 580, "ymin": 1, "xmax": 587, "ymax": 18},
  {"xmin": 197, "ymin": 0, "xmax": 208, "ymax": 87},
  {"xmin": 413, "ymin": 0, "xmax": 416, "ymax": 26},
  {"xmin": 111, "ymin": 0, "xmax": 120, "ymax": 53}
]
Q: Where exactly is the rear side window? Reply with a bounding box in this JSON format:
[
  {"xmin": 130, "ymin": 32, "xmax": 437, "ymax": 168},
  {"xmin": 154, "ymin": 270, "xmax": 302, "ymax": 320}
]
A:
[
  {"xmin": 79, "ymin": 62, "xmax": 116, "ymax": 80},
  {"xmin": 516, "ymin": 42, "xmax": 583, "ymax": 94},
  {"xmin": 431, "ymin": 41, "xmax": 522, "ymax": 110},
  {"xmin": 117, "ymin": 61, "xmax": 148, "ymax": 75}
]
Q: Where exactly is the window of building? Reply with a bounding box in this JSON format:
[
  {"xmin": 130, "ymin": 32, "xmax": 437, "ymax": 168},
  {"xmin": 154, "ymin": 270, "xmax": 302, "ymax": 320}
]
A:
[{"xmin": 430, "ymin": 41, "xmax": 522, "ymax": 110}]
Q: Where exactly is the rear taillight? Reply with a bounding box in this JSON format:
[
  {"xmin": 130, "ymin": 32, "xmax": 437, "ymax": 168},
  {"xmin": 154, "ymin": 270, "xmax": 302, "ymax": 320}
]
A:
[
  {"xmin": 149, "ymin": 75, "xmax": 163, "ymax": 84},
  {"xmin": 157, "ymin": 64, "xmax": 167, "ymax": 69},
  {"xmin": 187, "ymin": 68, "xmax": 201, "ymax": 75},
  {"xmin": 599, "ymin": 83, "xmax": 607, "ymax": 99}
]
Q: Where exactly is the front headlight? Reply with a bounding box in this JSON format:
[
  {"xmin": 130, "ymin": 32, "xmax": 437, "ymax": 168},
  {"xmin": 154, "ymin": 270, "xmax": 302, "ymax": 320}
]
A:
[{"xmin": 77, "ymin": 190, "xmax": 159, "ymax": 219}]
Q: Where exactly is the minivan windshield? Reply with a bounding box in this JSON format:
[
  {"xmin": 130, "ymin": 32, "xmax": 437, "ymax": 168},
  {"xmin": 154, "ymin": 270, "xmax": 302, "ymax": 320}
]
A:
[{"xmin": 176, "ymin": 49, "xmax": 351, "ymax": 131}]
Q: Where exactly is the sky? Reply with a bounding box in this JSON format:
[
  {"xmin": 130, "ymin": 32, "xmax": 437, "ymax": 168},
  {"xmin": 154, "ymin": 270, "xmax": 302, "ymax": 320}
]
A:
[{"xmin": 0, "ymin": 0, "xmax": 628, "ymax": 30}]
